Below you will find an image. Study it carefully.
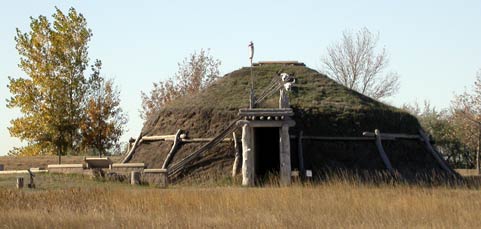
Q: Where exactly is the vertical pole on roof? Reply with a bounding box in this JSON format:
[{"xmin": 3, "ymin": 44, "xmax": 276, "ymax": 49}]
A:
[{"xmin": 248, "ymin": 41, "xmax": 255, "ymax": 108}]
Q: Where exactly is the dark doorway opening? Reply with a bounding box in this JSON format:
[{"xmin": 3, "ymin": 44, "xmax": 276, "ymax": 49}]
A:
[{"xmin": 254, "ymin": 127, "xmax": 280, "ymax": 180}]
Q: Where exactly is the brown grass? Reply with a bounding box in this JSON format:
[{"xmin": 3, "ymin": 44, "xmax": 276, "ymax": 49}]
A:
[{"xmin": 1, "ymin": 173, "xmax": 481, "ymax": 228}]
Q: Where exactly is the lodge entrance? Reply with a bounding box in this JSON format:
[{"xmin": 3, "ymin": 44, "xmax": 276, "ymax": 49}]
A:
[
  {"xmin": 254, "ymin": 127, "xmax": 280, "ymax": 179},
  {"xmin": 238, "ymin": 108, "xmax": 296, "ymax": 186}
]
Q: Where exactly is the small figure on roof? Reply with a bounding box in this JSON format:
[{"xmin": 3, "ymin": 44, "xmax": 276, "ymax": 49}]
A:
[
  {"xmin": 248, "ymin": 41, "xmax": 254, "ymax": 65},
  {"xmin": 280, "ymin": 73, "xmax": 296, "ymax": 91},
  {"xmin": 279, "ymin": 73, "xmax": 295, "ymax": 108}
]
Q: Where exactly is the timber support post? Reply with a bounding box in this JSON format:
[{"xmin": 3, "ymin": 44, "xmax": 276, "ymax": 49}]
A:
[
  {"xmin": 162, "ymin": 129, "xmax": 183, "ymax": 169},
  {"xmin": 131, "ymin": 171, "xmax": 141, "ymax": 185},
  {"xmin": 16, "ymin": 177, "xmax": 24, "ymax": 189},
  {"xmin": 122, "ymin": 132, "xmax": 142, "ymax": 163},
  {"xmin": 232, "ymin": 132, "xmax": 241, "ymax": 177},
  {"xmin": 418, "ymin": 129, "xmax": 457, "ymax": 176},
  {"xmin": 374, "ymin": 129, "xmax": 395, "ymax": 174},
  {"xmin": 27, "ymin": 169, "xmax": 35, "ymax": 189},
  {"xmin": 241, "ymin": 124, "xmax": 255, "ymax": 186},
  {"xmin": 279, "ymin": 124, "xmax": 292, "ymax": 185},
  {"xmin": 297, "ymin": 130, "xmax": 305, "ymax": 176}
]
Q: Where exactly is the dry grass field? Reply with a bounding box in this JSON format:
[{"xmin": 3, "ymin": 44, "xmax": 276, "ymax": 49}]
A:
[
  {"xmin": 1, "ymin": 172, "xmax": 481, "ymax": 228},
  {"xmin": 1, "ymin": 156, "xmax": 480, "ymax": 228}
]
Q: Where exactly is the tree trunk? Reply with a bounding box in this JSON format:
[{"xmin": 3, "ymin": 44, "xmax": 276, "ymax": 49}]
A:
[
  {"xmin": 477, "ymin": 126, "xmax": 481, "ymax": 174},
  {"xmin": 58, "ymin": 149, "xmax": 62, "ymax": 164}
]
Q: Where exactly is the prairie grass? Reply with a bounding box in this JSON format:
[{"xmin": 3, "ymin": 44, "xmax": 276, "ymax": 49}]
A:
[{"xmin": 1, "ymin": 173, "xmax": 481, "ymax": 228}]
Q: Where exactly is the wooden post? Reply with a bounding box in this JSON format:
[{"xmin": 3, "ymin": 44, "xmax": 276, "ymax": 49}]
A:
[
  {"xmin": 58, "ymin": 151, "xmax": 61, "ymax": 165},
  {"xmin": 17, "ymin": 177, "xmax": 24, "ymax": 189},
  {"xmin": 297, "ymin": 130, "xmax": 305, "ymax": 176},
  {"xmin": 241, "ymin": 124, "xmax": 255, "ymax": 186},
  {"xmin": 232, "ymin": 132, "xmax": 241, "ymax": 177},
  {"xmin": 27, "ymin": 169, "xmax": 35, "ymax": 189},
  {"xmin": 374, "ymin": 129, "xmax": 394, "ymax": 173},
  {"xmin": 279, "ymin": 124, "xmax": 292, "ymax": 185},
  {"xmin": 162, "ymin": 129, "xmax": 183, "ymax": 169},
  {"xmin": 159, "ymin": 170, "xmax": 168, "ymax": 188},
  {"xmin": 419, "ymin": 129, "xmax": 456, "ymax": 176},
  {"xmin": 122, "ymin": 132, "xmax": 142, "ymax": 163},
  {"xmin": 131, "ymin": 171, "xmax": 141, "ymax": 185},
  {"xmin": 279, "ymin": 89, "xmax": 289, "ymax": 108}
]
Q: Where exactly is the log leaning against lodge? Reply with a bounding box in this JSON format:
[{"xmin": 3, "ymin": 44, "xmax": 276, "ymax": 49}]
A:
[
  {"xmin": 167, "ymin": 118, "xmax": 241, "ymax": 178},
  {"xmin": 418, "ymin": 129, "xmax": 458, "ymax": 177},
  {"xmin": 122, "ymin": 132, "xmax": 142, "ymax": 163},
  {"xmin": 374, "ymin": 129, "xmax": 395, "ymax": 174},
  {"xmin": 162, "ymin": 129, "xmax": 183, "ymax": 169},
  {"xmin": 232, "ymin": 132, "xmax": 241, "ymax": 177}
]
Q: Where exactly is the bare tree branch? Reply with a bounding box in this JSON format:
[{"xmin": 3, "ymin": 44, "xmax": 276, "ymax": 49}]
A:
[
  {"xmin": 321, "ymin": 27, "xmax": 400, "ymax": 100},
  {"xmin": 140, "ymin": 49, "xmax": 221, "ymax": 120}
]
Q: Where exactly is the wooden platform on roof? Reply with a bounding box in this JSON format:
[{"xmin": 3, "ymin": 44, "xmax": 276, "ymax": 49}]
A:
[
  {"xmin": 253, "ymin": 61, "xmax": 305, "ymax": 66},
  {"xmin": 238, "ymin": 108, "xmax": 294, "ymax": 117}
]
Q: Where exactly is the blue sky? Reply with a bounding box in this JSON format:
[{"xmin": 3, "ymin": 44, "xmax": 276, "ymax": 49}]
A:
[{"xmin": 1, "ymin": 0, "xmax": 481, "ymax": 155}]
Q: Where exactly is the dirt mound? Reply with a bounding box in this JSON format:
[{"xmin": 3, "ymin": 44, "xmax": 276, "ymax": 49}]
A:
[{"xmin": 130, "ymin": 64, "xmax": 450, "ymax": 182}]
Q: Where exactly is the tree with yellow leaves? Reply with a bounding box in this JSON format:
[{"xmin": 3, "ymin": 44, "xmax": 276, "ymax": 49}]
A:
[
  {"xmin": 7, "ymin": 8, "xmax": 91, "ymax": 159},
  {"xmin": 7, "ymin": 8, "xmax": 127, "ymax": 160},
  {"xmin": 80, "ymin": 60, "xmax": 127, "ymax": 157},
  {"xmin": 451, "ymin": 69, "xmax": 481, "ymax": 173},
  {"xmin": 140, "ymin": 49, "xmax": 221, "ymax": 120}
]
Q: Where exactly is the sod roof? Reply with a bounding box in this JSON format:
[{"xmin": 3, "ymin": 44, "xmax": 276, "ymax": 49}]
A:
[{"xmin": 145, "ymin": 64, "xmax": 420, "ymax": 137}]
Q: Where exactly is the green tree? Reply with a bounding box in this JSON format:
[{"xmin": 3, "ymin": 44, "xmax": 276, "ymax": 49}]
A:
[
  {"xmin": 80, "ymin": 60, "xmax": 128, "ymax": 157},
  {"xmin": 140, "ymin": 49, "xmax": 221, "ymax": 120},
  {"xmin": 7, "ymin": 7, "xmax": 91, "ymax": 159}
]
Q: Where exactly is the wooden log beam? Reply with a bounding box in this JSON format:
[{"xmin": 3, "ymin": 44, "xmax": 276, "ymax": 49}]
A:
[
  {"xmin": 16, "ymin": 177, "xmax": 24, "ymax": 189},
  {"xmin": 181, "ymin": 138, "xmax": 232, "ymax": 143},
  {"xmin": 140, "ymin": 135, "xmax": 231, "ymax": 143},
  {"xmin": 419, "ymin": 129, "xmax": 458, "ymax": 176},
  {"xmin": 142, "ymin": 135, "xmax": 177, "ymax": 141},
  {"xmin": 374, "ymin": 129, "xmax": 395, "ymax": 173},
  {"xmin": 238, "ymin": 108, "xmax": 294, "ymax": 117},
  {"xmin": 168, "ymin": 118, "xmax": 241, "ymax": 178},
  {"xmin": 232, "ymin": 132, "xmax": 241, "ymax": 177},
  {"xmin": 122, "ymin": 132, "xmax": 142, "ymax": 163},
  {"xmin": 298, "ymin": 136, "xmax": 376, "ymax": 141},
  {"xmin": 363, "ymin": 132, "xmax": 423, "ymax": 141},
  {"xmin": 236, "ymin": 120, "xmax": 296, "ymax": 128},
  {"xmin": 130, "ymin": 171, "xmax": 141, "ymax": 185},
  {"xmin": 242, "ymin": 124, "xmax": 255, "ymax": 186},
  {"xmin": 162, "ymin": 129, "xmax": 183, "ymax": 169},
  {"xmin": 279, "ymin": 124, "xmax": 292, "ymax": 185},
  {"xmin": 290, "ymin": 134, "xmax": 427, "ymax": 141}
]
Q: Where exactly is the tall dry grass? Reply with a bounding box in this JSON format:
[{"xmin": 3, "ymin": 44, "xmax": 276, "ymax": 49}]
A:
[{"xmin": 1, "ymin": 175, "xmax": 481, "ymax": 228}]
